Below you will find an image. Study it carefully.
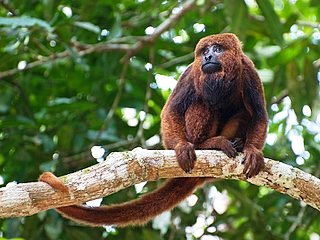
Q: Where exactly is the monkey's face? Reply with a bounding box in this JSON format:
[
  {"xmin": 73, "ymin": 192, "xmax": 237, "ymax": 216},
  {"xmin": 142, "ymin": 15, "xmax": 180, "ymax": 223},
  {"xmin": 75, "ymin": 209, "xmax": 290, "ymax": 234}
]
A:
[
  {"xmin": 194, "ymin": 33, "xmax": 242, "ymax": 82},
  {"xmin": 201, "ymin": 44, "xmax": 224, "ymax": 74}
]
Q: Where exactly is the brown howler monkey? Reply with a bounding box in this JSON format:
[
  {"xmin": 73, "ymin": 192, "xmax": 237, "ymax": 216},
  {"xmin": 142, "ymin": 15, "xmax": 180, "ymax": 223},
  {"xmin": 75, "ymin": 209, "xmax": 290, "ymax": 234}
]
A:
[{"xmin": 39, "ymin": 33, "xmax": 268, "ymax": 227}]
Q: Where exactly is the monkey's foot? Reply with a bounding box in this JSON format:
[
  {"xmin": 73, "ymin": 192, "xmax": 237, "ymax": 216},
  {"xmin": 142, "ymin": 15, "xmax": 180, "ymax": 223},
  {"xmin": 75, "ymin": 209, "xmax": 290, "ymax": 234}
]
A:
[
  {"xmin": 198, "ymin": 136, "xmax": 237, "ymax": 158},
  {"xmin": 175, "ymin": 142, "xmax": 196, "ymax": 173},
  {"xmin": 242, "ymin": 145, "xmax": 265, "ymax": 178}
]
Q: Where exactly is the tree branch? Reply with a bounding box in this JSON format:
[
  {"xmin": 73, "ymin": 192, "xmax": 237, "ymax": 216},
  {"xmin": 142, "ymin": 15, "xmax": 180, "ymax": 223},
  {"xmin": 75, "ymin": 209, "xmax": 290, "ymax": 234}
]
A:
[
  {"xmin": 0, "ymin": 149, "xmax": 319, "ymax": 218},
  {"xmin": 121, "ymin": 0, "xmax": 195, "ymax": 62},
  {"xmin": 0, "ymin": 0, "xmax": 196, "ymax": 80},
  {"xmin": 0, "ymin": 0, "xmax": 17, "ymax": 16},
  {"xmin": 0, "ymin": 43, "xmax": 131, "ymax": 80},
  {"xmin": 93, "ymin": 61, "xmax": 129, "ymax": 143}
]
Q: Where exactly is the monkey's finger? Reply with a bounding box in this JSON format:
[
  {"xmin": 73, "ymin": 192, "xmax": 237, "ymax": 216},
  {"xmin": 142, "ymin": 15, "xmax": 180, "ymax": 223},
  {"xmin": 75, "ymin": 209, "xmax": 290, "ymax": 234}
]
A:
[
  {"xmin": 241, "ymin": 152, "xmax": 248, "ymax": 164},
  {"xmin": 188, "ymin": 148, "xmax": 197, "ymax": 161},
  {"xmin": 251, "ymin": 156, "xmax": 265, "ymax": 177},
  {"xmin": 243, "ymin": 153, "xmax": 253, "ymax": 177},
  {"xmin": 185, "ymin": 147, "xmax": 196, "ymax": 171},
  {"xmin": 232, "ymin": 138, "xmax": 244, "ymax": 152},
  {"xmin": 244, "ymin": 153, "xmax": 264, "ymax": 178},
  {"xmin": 248, "ymin": 162, "xmax": 260, "ymax": 178},
  {"xmin": 246, "ymin": 159, "xmax": 256, "ymax": 178},
  {"xmin": 224, "ymin": 146, "xmax": 237, "ymax": 158}
]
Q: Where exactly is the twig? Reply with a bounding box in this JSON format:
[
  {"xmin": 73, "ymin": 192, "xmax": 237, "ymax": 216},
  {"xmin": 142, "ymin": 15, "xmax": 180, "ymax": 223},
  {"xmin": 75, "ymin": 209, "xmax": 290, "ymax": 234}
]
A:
[
  {"xmin": 250, "ymin": 15, "xmax": 320, "ymax": 30},
  {"xmin": 297, "ymin": 20, "xmax": 320, "ymax": 29},
  {"xmin": 160, "ymin": 52, "xmax": 194, "ymax": 69},
  {"xmin": 121, "ymin": 0, "xmax": 196, "ymax": 62},
  {"xmin": 271, "ymin": 89, "xmax": 289, "ymax": 105},
  {"xmin": 94, "ymin": 62, "xmax": 129, "ymax": 143},
  {"xmin": 0, "ymin": 43, "xmax": 131, "ymax": 80},
  {"xmin": 0, "ymin": 0, "xmax": 196, "ymax": 80},
  {"xmin": 0, "ymin": 0, "xmax": 17, "ymax": 16},
  {"xmin": 136, "ymin": 47, "xmax": 155, "ymax": 147},
  {"xmin": 62, "ymin": 48, "xmax": 153, "ymax": 164},
  {"xmin": 314, "ymin": 58, "xmax": 320, "ymax": 68},
  {"xmin": 284, "ymin": 206, "xmax": 306, "ymax": 240},
  {"xmin": 61, "ymin": 139, "xmax": 139, "ymax": 167}
]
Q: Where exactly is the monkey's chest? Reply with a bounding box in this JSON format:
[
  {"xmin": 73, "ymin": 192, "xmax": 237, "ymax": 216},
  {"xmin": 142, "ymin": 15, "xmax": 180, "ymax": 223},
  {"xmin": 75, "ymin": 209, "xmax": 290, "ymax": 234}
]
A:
[{"xmin": 184, "ymin": 102, "xmax": 212, "ymax": 144}]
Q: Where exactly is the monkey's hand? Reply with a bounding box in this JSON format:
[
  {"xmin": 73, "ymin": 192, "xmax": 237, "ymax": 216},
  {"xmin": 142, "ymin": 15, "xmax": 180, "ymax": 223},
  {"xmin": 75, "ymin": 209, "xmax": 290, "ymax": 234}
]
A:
[
  {"xmin": 242, "ymin": 145, "xmax": 265, "ymax": 178},
  {"xmin": 175, "ymin": 142, "xmax": 197, "ymax": 173},
  {"xmin": 198, "ymin": 136, "xmax": 237, "ymax": 158}
]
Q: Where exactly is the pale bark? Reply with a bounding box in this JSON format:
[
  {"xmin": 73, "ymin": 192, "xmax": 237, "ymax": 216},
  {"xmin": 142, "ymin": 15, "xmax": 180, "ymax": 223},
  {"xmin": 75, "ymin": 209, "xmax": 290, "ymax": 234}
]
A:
[{"xmin": 0, "ymin": 148, "xmax": 319, "ymax": 218}]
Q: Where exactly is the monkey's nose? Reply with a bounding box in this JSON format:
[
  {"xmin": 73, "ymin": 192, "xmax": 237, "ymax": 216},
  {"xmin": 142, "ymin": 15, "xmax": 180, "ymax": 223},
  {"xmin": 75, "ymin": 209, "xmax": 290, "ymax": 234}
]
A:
[{"xmin": 205, "ymin": 55, "xmax": 213, "ymax": 61}]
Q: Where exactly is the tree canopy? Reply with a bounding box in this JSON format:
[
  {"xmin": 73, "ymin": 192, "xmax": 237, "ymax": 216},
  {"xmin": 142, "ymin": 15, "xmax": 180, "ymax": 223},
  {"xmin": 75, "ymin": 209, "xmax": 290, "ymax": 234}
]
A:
[{"xmin": 0, "ymin": 0, "xmax": 319, "ymax": 239}]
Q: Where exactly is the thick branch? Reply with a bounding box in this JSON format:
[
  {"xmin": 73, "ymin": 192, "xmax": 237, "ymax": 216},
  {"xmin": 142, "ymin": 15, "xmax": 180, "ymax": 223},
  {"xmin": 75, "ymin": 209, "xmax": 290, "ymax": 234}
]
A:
[{"xmin": 0, "ymin": 149, "xmax": 319, "ymax": 218}]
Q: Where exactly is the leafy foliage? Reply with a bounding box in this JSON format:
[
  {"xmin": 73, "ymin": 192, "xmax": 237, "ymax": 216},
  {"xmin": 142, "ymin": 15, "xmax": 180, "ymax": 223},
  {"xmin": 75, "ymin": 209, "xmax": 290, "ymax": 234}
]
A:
[{"xmin": 0, "ymin": 0, "xmax": 319, "ymax": 239}]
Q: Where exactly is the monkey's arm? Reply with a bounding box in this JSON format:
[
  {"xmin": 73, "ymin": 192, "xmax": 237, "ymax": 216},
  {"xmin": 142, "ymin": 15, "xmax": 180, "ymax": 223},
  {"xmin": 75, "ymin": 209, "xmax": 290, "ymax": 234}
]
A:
[
  {"xmin": 161, "ymin": 105, "xmax": 187, "ymax": 149},
  {"xmin": 241, "ymin": 56, "xmax": 268, "ymax": 177},
  {"xmin": 161, "ymin": 106, "xmax": 196, "ymax": 173},
  {"xmin": 160, "ymin": 65, "xmax": 199, "ymax": 173}
]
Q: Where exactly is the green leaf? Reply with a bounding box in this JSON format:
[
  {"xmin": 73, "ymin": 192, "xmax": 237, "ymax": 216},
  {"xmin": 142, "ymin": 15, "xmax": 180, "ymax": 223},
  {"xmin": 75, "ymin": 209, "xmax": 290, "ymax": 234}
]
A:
[
  {"xmin": 256, "ymin": 0, "xmax": 283, "ymax": 45},
  {"xmin": 57, "ymin": 125, "xmax": 74, "ymax": 151},
  {"xmin": 283, "ymin": 13, "xmax": 299, "ymax": 31},
  {"xmin": 310, "ymin": 0, "xmax": 320, "ymax": 7},
  {"xmin": 0, "ymin": 16, "xmax": 53, "ymax": 31},
  {"xmin": 286, "ymin": 60, "xmax": 314, "ymax": 121},
  {"xmin": 44, "ymin": 217, "xmax": 63, "ymax": 239},
  {"xmin": 108, "ymin": 13, "xmax": 122, "ymax": 39},
  {"xmin": 224, "ymin": 0, "xmax": 248, "ymax": 39},
  {"xmin": 73, "ymin": 21, "xmax": 101, "ymax": 34},
  {"xmin": 303, "ymin": 57, "xmax": 318, "ymax": 107},
  {"xmin": 286, "ymin": 62, "xmax": 301, "ymax": 119},
  {"xmin": 268, "ymin": 41, "xmax": 304, "ymax": 66}
]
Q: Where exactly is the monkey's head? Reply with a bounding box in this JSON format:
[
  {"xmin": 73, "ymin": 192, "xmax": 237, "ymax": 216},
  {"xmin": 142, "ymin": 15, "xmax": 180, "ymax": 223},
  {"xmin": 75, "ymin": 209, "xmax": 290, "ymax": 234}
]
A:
[
  {"xmin": 194, "ymin": 33, "xmax": 242, "ymax": 81},
  {"xmin": 192, "ymin": 33, "xmax": 243, "ymax": 108}
]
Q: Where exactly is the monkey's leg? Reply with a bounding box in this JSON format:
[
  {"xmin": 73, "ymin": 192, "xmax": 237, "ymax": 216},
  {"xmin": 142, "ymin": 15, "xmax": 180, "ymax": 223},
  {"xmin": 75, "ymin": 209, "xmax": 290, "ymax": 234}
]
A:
[{"xmin": 197, "ymin": 112, "xmax": 246, "ymax": 157}]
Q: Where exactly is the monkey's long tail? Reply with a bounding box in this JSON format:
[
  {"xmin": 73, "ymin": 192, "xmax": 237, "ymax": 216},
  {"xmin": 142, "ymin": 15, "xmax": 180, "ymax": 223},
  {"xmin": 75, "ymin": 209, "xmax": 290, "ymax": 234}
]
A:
[{"xmin": 56, "ymin": 177, "xmax": 209, "ymax": 227}]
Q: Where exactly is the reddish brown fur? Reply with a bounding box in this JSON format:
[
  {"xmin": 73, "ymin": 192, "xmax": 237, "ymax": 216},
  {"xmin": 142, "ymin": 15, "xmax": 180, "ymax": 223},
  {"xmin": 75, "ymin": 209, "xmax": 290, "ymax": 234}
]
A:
[
  {"xmin": 39, "ymin": 172, "xmax": 68, "ymax": 193},
  {"xmin": 161, "ymin": 33, "xmax": 267, "ymax": 175},
  {"xmin": 39, "ymin": 33, "xmax": 268, "ymax": 227},
  {"xmin": 39, "ymin": 173, "xmax": 208, "ymax": 226}
]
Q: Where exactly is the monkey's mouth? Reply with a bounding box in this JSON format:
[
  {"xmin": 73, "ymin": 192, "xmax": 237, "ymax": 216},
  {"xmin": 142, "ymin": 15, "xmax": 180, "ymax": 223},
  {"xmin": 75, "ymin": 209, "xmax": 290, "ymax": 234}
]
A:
[{"xmin": 202, "ymin": 62, "xmax": 221, "ymax": 74}]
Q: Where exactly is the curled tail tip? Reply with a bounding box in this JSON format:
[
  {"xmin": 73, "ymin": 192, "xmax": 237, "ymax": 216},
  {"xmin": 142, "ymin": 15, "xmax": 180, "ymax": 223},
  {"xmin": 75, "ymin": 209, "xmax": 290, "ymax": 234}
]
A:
[{"xmin": 39, "ymin": 172, "xmax": 69, "ymax": 193}]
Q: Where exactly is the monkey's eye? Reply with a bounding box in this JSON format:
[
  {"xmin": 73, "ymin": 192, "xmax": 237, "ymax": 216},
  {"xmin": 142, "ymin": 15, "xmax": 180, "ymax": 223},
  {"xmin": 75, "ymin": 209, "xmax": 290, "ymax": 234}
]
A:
[
  {"xmin": 202, "ymin": 48, "xmax": 210, "ymax": 55},
  {"xmin": 213, "ymin": 45, "xmax": 223, "ymax": 53}
]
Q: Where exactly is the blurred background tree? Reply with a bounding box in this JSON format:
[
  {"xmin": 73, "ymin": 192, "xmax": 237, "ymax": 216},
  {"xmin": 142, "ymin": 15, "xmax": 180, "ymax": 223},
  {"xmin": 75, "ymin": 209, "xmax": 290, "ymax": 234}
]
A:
[{"xmin": 0, "ymin": 0, "xmax": 319, "ymax": 239}]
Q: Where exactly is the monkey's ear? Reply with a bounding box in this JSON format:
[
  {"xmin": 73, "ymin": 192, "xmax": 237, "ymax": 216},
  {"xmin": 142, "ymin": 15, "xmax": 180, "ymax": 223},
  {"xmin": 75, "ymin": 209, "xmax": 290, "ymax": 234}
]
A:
[
  {"xmin": 241, "ymin": 55, "xmax": 267, "ymax": 119},
  {"xmin": 169, "ymin": 64, "xmax": 197, "ymax": 115}
]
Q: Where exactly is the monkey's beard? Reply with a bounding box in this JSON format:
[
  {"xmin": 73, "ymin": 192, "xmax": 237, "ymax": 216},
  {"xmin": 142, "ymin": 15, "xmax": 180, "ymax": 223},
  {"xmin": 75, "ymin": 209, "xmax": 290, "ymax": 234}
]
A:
[{"xmin": 202, "ymin": 75, "xmax": 236, "ymax": 110}]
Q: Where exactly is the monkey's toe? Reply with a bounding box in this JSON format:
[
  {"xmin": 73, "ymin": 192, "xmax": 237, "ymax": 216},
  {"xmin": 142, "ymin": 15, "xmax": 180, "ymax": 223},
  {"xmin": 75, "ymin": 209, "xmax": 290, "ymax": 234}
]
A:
[
  {"xmin": 175, "ymin": 142, "xmax": 197, "ymax": 173},
  {"xmin": 242, "ymin": 146, "xmax": 265, "ymax": 178},
  {"xmin": 220, "ymin": 141, "xmax": 237, "ymax": 158},
  {"xmin": 232, "ymin": 138, "xmax": 244, "ymax": 152}
]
